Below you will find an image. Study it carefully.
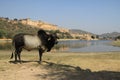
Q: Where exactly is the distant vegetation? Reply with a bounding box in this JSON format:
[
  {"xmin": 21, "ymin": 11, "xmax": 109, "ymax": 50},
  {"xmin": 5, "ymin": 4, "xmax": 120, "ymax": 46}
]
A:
[{"xmin": 46, "ymin": 30, "xmax": 73, "ymax": 39}]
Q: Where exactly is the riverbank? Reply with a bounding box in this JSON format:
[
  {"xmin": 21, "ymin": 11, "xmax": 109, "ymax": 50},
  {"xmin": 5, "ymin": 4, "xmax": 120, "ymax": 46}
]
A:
[
  {"xmin": 111, "ymin": 40, "xmax": 120, "ymax": 47},
  {"xmin": 0, "ymin": 50, "xmax": 120, "ymax": 80},
  {"xmin": 0, "ymin": 39, "xmax": 11, "ymax": 43}
]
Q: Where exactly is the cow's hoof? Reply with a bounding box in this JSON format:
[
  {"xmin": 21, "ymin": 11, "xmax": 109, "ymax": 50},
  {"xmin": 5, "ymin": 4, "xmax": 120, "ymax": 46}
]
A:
[{"xmin": 38, "ymin": 61, "xmax": 42, "ymax": 64}]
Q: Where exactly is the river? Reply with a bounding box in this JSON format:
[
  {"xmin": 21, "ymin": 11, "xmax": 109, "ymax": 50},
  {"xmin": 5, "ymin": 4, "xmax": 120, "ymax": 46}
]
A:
[{"xmin": 55, "ymin": 40, "xmax": 120, "ymax": 52}]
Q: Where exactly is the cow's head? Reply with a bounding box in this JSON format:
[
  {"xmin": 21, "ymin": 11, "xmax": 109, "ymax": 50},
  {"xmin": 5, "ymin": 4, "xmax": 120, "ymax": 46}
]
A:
[
  {"xmin": 37, "ymin": 29, "xmax": 59, "ymax": 52},
  {"xmin": 47, "ymin": 34, "xmax": 59, "ymax": 52}
]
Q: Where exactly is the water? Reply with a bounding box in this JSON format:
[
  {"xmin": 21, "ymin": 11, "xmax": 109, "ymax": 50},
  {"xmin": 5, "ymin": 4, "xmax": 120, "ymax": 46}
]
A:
[
  {"xmin": 56, "ymin": 40, "xmax": 120, "ymax": 52},
  {"xmin": 0, "ymin": 40, "xmax": 120, "ymax": 52}
]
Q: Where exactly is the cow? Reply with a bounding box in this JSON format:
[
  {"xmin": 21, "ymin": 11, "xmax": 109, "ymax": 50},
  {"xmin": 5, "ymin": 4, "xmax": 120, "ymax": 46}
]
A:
[{"xmin": 10, "ymin": 29, "xmax": 59, "ymax": 63}]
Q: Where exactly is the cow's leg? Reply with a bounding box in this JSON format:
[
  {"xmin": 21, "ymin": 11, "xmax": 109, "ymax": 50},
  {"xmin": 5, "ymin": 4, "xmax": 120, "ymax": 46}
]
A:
[
  {"xmin": 38, "ymin": 49, "xmax": 44, "ymax": 63},
  {"xmin": 18, "ymin": 53, "xmax": 21, "ymax": 62},
  {"xmin": 17, "ymin": 48, "xmax": 22, "ymax": 63},
  {"xmin": 14, "ymin": 46, "xmax": 19, "ymax": 62},
  {"xmin": 14, "ymin": 47, "xmax": 22, "ymax": 63},
  {"xmin": 14, "ymin": 50, "xmax": 17, "ymax": 62}
]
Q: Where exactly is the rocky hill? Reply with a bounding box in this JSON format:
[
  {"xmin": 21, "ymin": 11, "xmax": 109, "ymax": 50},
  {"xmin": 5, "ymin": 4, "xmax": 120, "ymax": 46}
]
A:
[
  {"xmin": 0, "ymin": 17, "xmax": 71, "ymax": 39},
  {"xmin": 0, "ymin": 17, "xmax": 95, "ymax": 40},
  {"xmin": 99, "ymin": 32, "xmax": 120, "ymax": 40}
]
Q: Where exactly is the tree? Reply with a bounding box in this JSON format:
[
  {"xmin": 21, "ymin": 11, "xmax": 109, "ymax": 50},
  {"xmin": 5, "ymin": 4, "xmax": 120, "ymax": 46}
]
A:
[
  {"xmin": 14, "ymin": 18, "xmax": 18, "ymax": 21},
  {"xmin": 115, "ymin": 36, "xmax": 120, "ymax": 40},
  {"xmin": 91, "ymin": 35, "xmax": 95, "ymax": 39}
]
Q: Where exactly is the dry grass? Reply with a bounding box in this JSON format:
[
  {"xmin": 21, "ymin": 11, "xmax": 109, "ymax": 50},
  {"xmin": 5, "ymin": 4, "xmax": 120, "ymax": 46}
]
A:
[
  {"xmin": 0, "ymin": 50, "xmax": 120, "ymax": 80},
  {"xmin": 43, "ymin": 52, "xmax": 120, "ymax": 71}
]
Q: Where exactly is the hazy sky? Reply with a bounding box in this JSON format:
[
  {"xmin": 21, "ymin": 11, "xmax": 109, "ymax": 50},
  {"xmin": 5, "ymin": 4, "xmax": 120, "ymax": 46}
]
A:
[{"xmin": 0, "ymin": 0, "xmax": 120, "ymax": 34}]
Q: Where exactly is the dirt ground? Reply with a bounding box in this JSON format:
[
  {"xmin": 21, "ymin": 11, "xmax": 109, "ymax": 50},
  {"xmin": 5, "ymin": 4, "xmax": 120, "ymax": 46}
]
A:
[
  {"xmin": 0, "ymin": 61, "xmax": 48, "ymax": 80},
  {"xmin": 0, "ymin": 50, "xmax": 120, "ymax": 80}
]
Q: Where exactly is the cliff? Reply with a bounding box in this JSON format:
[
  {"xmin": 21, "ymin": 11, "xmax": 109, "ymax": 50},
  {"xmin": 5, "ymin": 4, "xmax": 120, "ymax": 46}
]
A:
[{"xmin": 19, "ymin": 18, "xmax": 69, "ymax": 33}]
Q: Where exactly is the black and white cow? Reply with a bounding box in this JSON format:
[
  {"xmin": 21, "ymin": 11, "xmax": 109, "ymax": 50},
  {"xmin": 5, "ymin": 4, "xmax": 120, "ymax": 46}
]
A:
[{"xmin": 10, "ymin": 29, "xmax": 58, "ymax": 63}]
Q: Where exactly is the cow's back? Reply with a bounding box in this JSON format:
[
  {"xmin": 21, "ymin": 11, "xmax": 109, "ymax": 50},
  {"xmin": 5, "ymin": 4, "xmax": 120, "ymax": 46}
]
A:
[{"xmin": 23, "ymin": 35, "xmax": 42, "ymax": 50}]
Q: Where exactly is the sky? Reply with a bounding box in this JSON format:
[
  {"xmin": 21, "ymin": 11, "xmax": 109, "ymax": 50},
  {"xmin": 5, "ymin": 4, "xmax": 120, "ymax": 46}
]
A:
[{"xmin": 0, "ymin": 0, "xmax": 120, "ymax": 34}]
